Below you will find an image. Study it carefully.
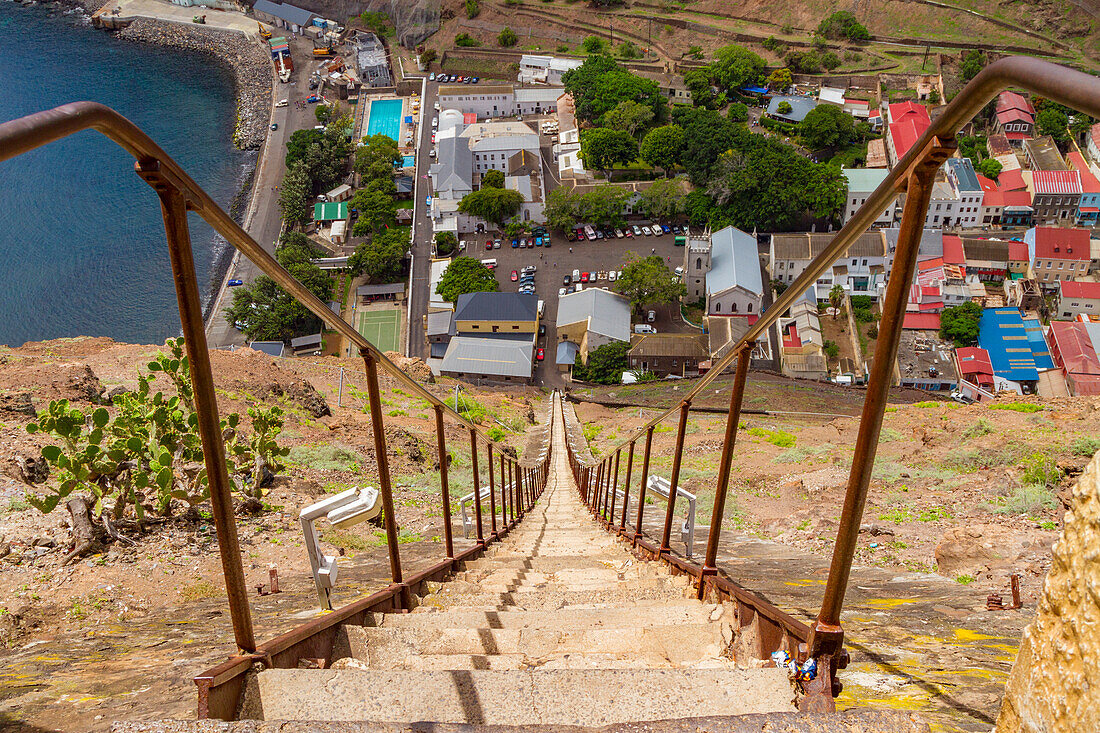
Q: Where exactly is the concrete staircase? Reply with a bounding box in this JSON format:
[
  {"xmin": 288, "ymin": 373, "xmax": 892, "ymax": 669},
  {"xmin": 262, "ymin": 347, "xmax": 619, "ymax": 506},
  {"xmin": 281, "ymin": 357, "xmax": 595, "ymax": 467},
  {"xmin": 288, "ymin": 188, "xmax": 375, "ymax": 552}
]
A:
[{"xmin": 238, "ymin": 395, "xmax": 798, "ymax": 726}]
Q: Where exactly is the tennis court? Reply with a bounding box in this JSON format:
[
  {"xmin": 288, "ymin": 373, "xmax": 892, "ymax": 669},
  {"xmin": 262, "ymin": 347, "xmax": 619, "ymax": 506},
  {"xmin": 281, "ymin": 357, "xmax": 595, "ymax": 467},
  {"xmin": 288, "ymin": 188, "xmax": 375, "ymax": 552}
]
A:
[{"xmin": 358, "ymin": 309, "xmax": 401, "ymax": 353}]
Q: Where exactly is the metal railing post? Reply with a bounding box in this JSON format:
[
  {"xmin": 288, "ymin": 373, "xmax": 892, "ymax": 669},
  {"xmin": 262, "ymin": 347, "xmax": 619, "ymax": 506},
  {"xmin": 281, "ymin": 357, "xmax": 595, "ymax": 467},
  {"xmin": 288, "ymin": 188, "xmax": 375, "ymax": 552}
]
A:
[
  {"xmin": 361, "ymin": 349, "xmax": 407, "ymax": 608},
  {"xmin": 634, "ymin": 426, "xmax": 654, "ymax": 543},
  {"xmin": 487, "ymin": 443, "xmax": 497, "ymax": 537},
  {"xmin": 516, "ymin": 461, "xmax": 524, "ymax": 517},
  {"xmin": 469, "ymin": 429, "xmax": 484, "ymax": 546},
  {"xmin": 434, "ymin": 406, "xmax": 454, "ymax": 560},
  {"xmin": 143, "ymin": 170, "xmax": 254, "ymax": 654},
  {"xmin": 500, "ymin": 451, "xmax": 509, "ymax": 527},
  {"xmin": 807, "ymin": 140, "xmax": 955, "ymax": 705},
  {"xmin": 619, "ymin": 440, "xmax": 635, "ymax": 532},
  {"xmin": 659, "ymin": 401, "xmax": 692, "ymax": 557},
  {"xmin": 609, "ymin": 449, "xmax": 621, "ymax": 527},
  {"xmin": 699, "ymin": 342, "xmax": 753, "ymax": 599}
]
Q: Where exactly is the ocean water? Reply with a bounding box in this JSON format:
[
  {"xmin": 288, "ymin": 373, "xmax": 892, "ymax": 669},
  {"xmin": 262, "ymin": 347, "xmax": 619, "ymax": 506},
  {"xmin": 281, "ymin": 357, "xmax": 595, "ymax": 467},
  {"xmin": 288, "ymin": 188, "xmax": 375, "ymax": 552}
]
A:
[{"xmin": 0, "ymin": 1, "xmax": 249, "ymax": 346}]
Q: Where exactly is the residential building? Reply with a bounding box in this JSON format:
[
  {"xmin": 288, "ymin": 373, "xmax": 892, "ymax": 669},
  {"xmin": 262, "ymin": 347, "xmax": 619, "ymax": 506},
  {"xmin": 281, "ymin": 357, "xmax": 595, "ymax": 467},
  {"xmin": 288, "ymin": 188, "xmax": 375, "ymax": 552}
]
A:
[
  {"xmin": 252, "ymin": 0, "xmax": 316, "ymax": 35},
  {"xmin": 1030, "ymin": 170, "xmax": 1082, "ymax": 224},
  {"xmin": 1026, "ymin": 227, "xmax": 1091, "ymax": 288},
  {"xmin": 439, "ymin": 292, "xmax": 539, "ymax": 383},
  {"xmin": 945, "ymin": 158, "xmax": 984, "ymax": 229},
  {"xmin": 771, "ymin": 231, "xmax": 886, "ymax": 298},
  {"xmin": 884, "ymin": 228, "xmax": 943, "ymax": 277},
  {"xmin": 993, "ymin": 91, "xmax": 1036, "ymax": 144},
  {"xmin": 437, "ymin": 84, "xmax": 562, "ymax": 120},
  {"xmin": 556, "ymin": 288, "xmax": 631, "ymax": 357},
  {"xmin": 842, "ymin": 98, "xmax": 870, "ymax": 119},
  {"xmin": 1023, "ymin": 136, "xmax": 1068, "ymax": 171},
  {"xmin": 886, "ymin": 101, "xmax": 931, "ymax": 167},
  {"xmin": 704, "ymin": 226, "xmax": 763, "ymax": 316},
  {"xmin": 1088, "ymin": 123, "xmax": 1100, "ymax": 167},
  {"xmin": 925, "ymin": 180, "xmax": 960, "ymax": 229},
  {"xmin": 954, "ymin": 346, "xmax": 996, "ymax": 397},
  {"xmin": 461, "ymin": 120, "xmax": 540, "ymax": 173},
  {"xmin": 977, "ymin": 307, "xmax": 1055, "ymax": 394},
  {"xmin": 1008, "ymin": 240, "xmax": 1030, "ymax": 277},
  {"xmin": 635, "ymin": 70, "xmax": 693, "ymax": 105},
  {"xmin": 766, "ymin": 95, "xmax": 818, "ymax": 124},
  {"xmin": 841, "ymin": 168, "xmax": 897, "ymax": 227},
  {"xmin": 778, "ymin": 287, "xmax": 827, "ymax": 381},
  {"xmin": 961, "ymin": 237, "xmax": 1010, "ymax": 281},
  {"xmin": 1056, "ymin": 280, "xmax": 1100, "ymax": 319},
  {"xmin": 1067, "ymin": 152, "xmax": 1100, "ymax": 226},
  {"xmin": 1047, "ymin": 321, "xmax": 1100, "ymax": 395},
  {"xmin": 1002, "ymin": 190, "xmax": 1034, "ymax": 228},
  {"xmin": 977, "ymin": 174, "xmax": 1003, "ymax": 226},
  {"xmin": 627, "ymin": 334, "xmax": 709, "ymax": 377},
  {"xmin": 517, "ymin": 55, "xmax": 583, "ymax": 85},
  {"xmin": 353, "ymin": 32, "xmax": 391, "ymax": 87}
]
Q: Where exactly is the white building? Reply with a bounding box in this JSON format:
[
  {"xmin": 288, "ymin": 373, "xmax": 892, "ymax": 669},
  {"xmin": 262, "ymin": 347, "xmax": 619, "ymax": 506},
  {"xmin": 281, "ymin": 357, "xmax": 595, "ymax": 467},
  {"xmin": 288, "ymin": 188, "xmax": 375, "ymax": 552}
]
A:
[
  {"xmin": 436, "ymin": 84, "xmax": 563, "ymax": 120},
  {"xmin": 518, "ymin": 55, "xmax": 583, "ymax": 85},
  {"xmin": 1056, "ymin": 280, "xmax": 1100, "ymax": 319},
  {"xmin": 925, "ymin": 180, "xmax": 961, "ymax": 229},
  {"xmin": 701, "ymin": 226, "xmax": 763, "ymax": 316},
  {"xmin": 771, "ymin": 231, "xmax": 887, "ymax": 299},
  {"xmin": 946, "ymin": 158, "xmax": 985, "ymax": 229},
  {"xmin": 460, "ymin": 120, "xmax": 540, "ymax": 173},
  {"xmin": 842, "ymin": 168, "xmax": 898, "ymax": 227}
]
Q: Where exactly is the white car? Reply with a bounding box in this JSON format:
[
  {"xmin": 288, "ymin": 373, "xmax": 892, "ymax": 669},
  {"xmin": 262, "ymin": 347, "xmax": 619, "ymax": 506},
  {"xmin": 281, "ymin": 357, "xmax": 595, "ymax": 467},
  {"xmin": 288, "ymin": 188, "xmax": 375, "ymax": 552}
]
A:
[
  {"xmin": 632, "ymin": 225, "xmax": 642, "ymax": 236},
  {"xmin": 641, "ymin": 226, "xmax": 652, "ymax": 236},
  {"xmin": 275, "ymin": 99, "xmax": 288, "ymax": 108},
  {"xmin": 608, "ymin": 271, "xmax": 616, "ymax": 282},
  {"xmin": 559, "ymin": 287, "xmax": 567, "ymax": 296}
]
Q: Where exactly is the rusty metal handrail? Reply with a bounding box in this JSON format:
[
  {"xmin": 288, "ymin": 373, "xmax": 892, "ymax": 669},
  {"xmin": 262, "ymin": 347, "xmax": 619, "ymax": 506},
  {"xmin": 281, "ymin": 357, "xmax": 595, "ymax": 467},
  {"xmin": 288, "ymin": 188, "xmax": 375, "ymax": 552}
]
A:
[
  {"xmin": 0, "ymin": 101, "xmax": 551, "ymax": 659},
  {"xmin": 563, "ymin": 56, "xmax": 1100, "ymax": 709}
]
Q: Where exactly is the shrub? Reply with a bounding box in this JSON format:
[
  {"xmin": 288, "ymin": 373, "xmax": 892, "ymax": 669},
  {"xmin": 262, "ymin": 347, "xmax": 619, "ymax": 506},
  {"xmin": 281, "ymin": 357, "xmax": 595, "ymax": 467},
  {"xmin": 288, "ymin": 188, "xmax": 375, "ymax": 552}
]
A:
[
  {"xmin": 962, "ymin": 418, "xmax": 995, "ymax": 439},
  {"xmin": 455, "ymin": 33, "xmax": 480, "ymax": 47},
  {"xmin": 487, "ymin": 426, "xmax": 506, "ymax": 442},
  {"xmin": 762, "ymin": 36, "xmax": 782, "ymax": 52},
  {"xmin": 989, "ymin": 402, "xmax": 1043, "ymax": 413},
  {"xmin": 464, "ymin": 0, "xmax": 479, "ymax": 17},
  {"xmin": 582, "ymin": 36, "xmax": 605, "ymax": 54},
  {"xmin": 1071, "ymin": 436, "xmax": 1100, "ymax": 457},
  {"xmin": 498, "ymin": 27, "xmax": 518, "ymax": 47},
  {"xmin": 1020, "ymin": 452, "xmax": 1063, "ymax": 488},
  {"xmin": 821, "ymin": 51, "xmax": 841, "ymax": 70},
  {"xmin": 288, "ymin": 444, "xmax": 364, "ymax": 472},
  {"xmin": 747, "ymin": 427, "xmax": 796, "ymax": 448},
  {"xmin": 997, "ymin": 485, "xmax": 1057, "ymax": 515},
  {"xmin": 823, "ymin": 340, "xmax": 839, "ymax": 359}
]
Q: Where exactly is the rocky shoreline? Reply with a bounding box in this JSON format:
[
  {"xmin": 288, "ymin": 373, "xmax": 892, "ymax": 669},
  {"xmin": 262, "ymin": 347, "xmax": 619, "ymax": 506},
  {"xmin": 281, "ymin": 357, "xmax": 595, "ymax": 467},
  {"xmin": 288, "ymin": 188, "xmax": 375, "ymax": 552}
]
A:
[{"xmin": 117, "ymin": 18, "xmax": 273, "ymax": 150}]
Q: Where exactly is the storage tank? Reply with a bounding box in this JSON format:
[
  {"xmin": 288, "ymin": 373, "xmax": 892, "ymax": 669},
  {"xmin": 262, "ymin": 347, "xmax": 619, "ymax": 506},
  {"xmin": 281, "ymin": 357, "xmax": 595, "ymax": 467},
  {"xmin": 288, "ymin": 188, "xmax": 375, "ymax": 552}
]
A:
[{"xmin": 438, "ymin": 108, "xmax": 464, "ymax": 132}]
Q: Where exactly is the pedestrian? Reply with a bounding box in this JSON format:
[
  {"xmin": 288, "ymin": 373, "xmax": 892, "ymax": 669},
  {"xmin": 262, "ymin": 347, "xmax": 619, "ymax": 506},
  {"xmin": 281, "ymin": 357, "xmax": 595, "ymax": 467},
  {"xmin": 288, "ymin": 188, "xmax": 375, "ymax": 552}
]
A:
[{"xmin": 569, "ymin": 247, "xmax": 572, "ymax": 253}]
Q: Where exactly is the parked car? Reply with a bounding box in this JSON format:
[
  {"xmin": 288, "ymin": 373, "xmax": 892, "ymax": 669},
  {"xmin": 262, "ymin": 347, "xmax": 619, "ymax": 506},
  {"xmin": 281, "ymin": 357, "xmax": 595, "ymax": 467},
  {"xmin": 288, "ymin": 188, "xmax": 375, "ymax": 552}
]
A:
[
  {"xmin": 632, "ymin": 225, "xmax": 642, "ymax": 236},
  {"xmin": 614, "ymin": 228, "xmax": 624, "ymax": 238},
  {"xmin": 608, "ymin": 271, "xmax": 616, "ymax": 282},
  {"xmin": 472, "ymin": 77, "xmax": 480, "ymax": 84},
  {"xmin": 563, "ymin": 274, "xmax": 572, "ymax": 286},
  {"xmin": 494, "ymin": 239, "xmax": 502, "ymax": 249},
  {"xmin": 634, "ymin": 324, "xmax": 657, "ymax": 334},
  {"xmin": 572, "ymin": 268, "xmax": 581, "ymax": 281},
  {"xmin": 306, "ymin": 95, "xmax": 320, "ymax": 103},
  {"xmin": 429, "ymin": 72, "xmax": 436, "ymax": 81},
  {"xmin": 227, "ymin": 279, "xmax": 243, "ymax": 287},
  {"xmin": 511, "ymin": 239, "xmax": 519, "ymax": 248},
  {"xmin": 647, "ymin": 310, "xmax": 656, "ymax": 323},
  {"xmin": 536, "ymin": 348, "xmax": 545, "ymax": 361},
  {"xmin": 566, "ymin": 231, "xmax": 576, "ymax": 242},
  {"xmin": 674, "ymin": 266, "xmax": 684, "ymax": 276},
  {"xmin": 539, "ymin": 323, "xmax": 546, "ymax": 337},
  {"xmin": 661, "ymin": 224, "xmax": 671, "ymax": 234},
  {"xmin": 559, "ymin": 287, "xmax": 568, "ymax": 296},
  {"xmin": 270, "ymin": 123, "xmax": 278, "ymax": 131},
  {"xmin": 641, "ymin": 226, "xmax": 652, "ymax": 236},
  {"xmin": 580, "ymin": 272, "xmax": 590, "ymax": 282},
  {"xmin": 522, "ymin": 265, "xmax": 537, "ymax": 274},
  {"xmin": 624, "ymin": 227, "xmax": 633, "ymax": 238},
  {"xmin": 510, "ymin": 270, "xmax": 519, "ymax": 282}
]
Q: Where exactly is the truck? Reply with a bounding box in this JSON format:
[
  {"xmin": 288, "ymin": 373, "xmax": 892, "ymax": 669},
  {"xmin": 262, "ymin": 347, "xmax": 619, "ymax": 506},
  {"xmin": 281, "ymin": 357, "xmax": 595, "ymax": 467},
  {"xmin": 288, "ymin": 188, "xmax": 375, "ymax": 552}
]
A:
[{"xmin": 275, "ymin": 53, "xmax": 291, "ymax": 84}]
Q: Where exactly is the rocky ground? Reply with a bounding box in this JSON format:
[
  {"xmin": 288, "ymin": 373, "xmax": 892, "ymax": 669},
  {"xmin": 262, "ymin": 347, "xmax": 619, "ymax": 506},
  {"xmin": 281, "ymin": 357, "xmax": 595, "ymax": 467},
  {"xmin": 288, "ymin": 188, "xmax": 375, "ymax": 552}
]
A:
[
  {"xmin": 116, "ymin": 19, "xmax": 272, "ymax": 149},
  {"xmin": 572, "ymin": 382, "xmax": 1100, "ymax": 604}
]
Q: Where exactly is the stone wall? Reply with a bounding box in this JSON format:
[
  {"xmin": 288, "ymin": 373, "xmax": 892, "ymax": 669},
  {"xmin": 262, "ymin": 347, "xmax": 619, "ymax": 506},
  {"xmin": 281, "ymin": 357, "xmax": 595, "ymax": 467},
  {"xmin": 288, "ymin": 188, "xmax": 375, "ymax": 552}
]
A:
[{"xmin": 996, "ymin": 449, "xmax": 1100, "ymax": 732}]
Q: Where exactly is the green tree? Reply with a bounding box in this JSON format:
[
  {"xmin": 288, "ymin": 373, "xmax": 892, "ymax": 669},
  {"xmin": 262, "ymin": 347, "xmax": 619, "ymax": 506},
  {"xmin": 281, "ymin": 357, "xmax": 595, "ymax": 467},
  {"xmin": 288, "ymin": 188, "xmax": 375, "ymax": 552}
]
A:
[
  {"xmin": 785, "ymin": 49, "xmax": 822, "ymax": 74},
  {"xmin": 637, "ymin": 178, "xmax": 685, "ymax": 220},
  {"xmin": 544, "ymin": 187, "xmax": 580, "ymax": 231},
  {"xmin": 1037, "ymin": 108, "xmax": 1069, "ymax": 143},
  {"xmin": 673, "ymin": 105, "xmax": 736, "ymax": 184},
  {"xmin": 278, "ymin": 163, "xmax": 313, "ymax": 226},
  {"xmin": 799, "ymin": 103, "xmax": 858, "ymax": 150},
  {"xmin": 562, "ymin": 54, "xmax": 664, "ymax": 123},
  {"xmin": 727, "ymin": 102, "xmax": 749, "ymax": 123},
  {"xmin": 576, "ymin": 185, "xmax": 629, "ymax": 226},
  {"xmin": 572, "ymin": 341, "xmax": 630, "ymax": 385},
  {"xmin": 482, "ymin": 168, "xmax": 505, "ymax": 189},
  {"xmin": 436, "ymin": 256, "xmax": 500, "ymax": 302},
  {"xmin": 766, "ymin": 68, "xmax": 792, "ymax": 91},
  {"xmin": 975, "ymin": 158, "xmax": 1002, "ymax": 180},
  {"xmin": 420, "ymin": 48, "xmax": 437, "ymax": 66},
  {"xmin": 709, "ymin": 45, "xmax": 766, "ymax": 91},
  {"xmin": 823, "ymin": 339, "xmax": 839, "ymax": 360},
  {"xmin": 458, "ymin": 187, "xmax": 525, "ymax": 224},
  {"xmin": 354, "ymin": 133, "xmax": 401, "ymax": 180},
  {"xmin": 285, "ymin": 128, "xmax": 324, "ymax": 168},
  {"xmin": 939, "ymin": 302, "xmax": 983, "ymax": 347},
  {"xmin": 817, "ymin": 11, "xmax": 869, "ymax": 41},
  {"xmin": 315, "ymin": 104, "xmax": 333, "ymax": 126},
  {"xmin": 358, "ymin": 10, "xmax": 392, "ymax": 36},
  {"xmin": 821, "ymin": 51, "xmax": 841, "ymax": 70},
  {"xmin": 348, "ymin": 228, "xmax": 408, "ymax": 282},
  {"xmin": 498, "ymin": 27, "xmax": 518, "ymax": 47},
  {"xmin": 435, "ymin": 231, "xmax": 458, "ymax": 256},
  {"xmin": 350, "ymin": 189, "xmax": 397, "ymax": 236},
  {"xmin": 455, "ymin": 33, "xmax": 480, "ymax": 47},
  {"xmin": 615, "ymin": 252, "xmax": 687, "ymax": 312},
  {"xmin": 777, "ymin": 101, "xmax": 793, "ymax": 116},
  {"xmin": 600, "ymin": 100, "xmax": 655, "ymax": 138},
  {"xmin": 683, "ymin": 68, "xmax": 715, "ymax": 108},
  {"xmin": 465, "ymin": 0, "xmax": 479, "ymax": 17},
  {"xmin": 959, "ymin": 50, "xmax": 986, "ymax": 83},
  {"xmin": 582, "ymin": 36, "xmax": 605, "ymax": 53},
  {"xmin": 828, "ymin": 284, "xmax": 845, "ymax": 319},
  {"xmin": 617, "ymin": 41, "xmax": 641, "ymax": 59},
  {"xmin": 639, "ymin": 124, "xmax": 685, "ymax": 175},
  {"xmin": 580, "ymin": 127, "xmax": 638, "ymax": 178}
]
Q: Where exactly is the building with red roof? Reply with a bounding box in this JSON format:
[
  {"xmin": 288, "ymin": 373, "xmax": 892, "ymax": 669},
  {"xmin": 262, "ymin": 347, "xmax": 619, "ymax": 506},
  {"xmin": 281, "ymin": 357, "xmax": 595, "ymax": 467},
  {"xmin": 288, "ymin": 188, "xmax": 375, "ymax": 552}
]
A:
[
  {"xmin": 1056, "ymin": 280, "xmax": 1100, "ymax": 319},
  {"xmin": 941, "ymin": 234, "xmax": 965, "ymax": 268},
  {"xmin": 1007, "ymin": 240, "xmax": 1030, "ymax": 276},
  {"xmin": 1047, "ymin": 321, "xmax": 1100, "ymax": 396},
  {"xmin": 1001, "ymin": 189, "xmax": 1034, "ymax": 228},
  {"xmin": 886, "ymin": 101, "xmax": 931, "ymax": 167},
  {"xmin": 1027, "ymin": 227, "xmax": 1091, "ymax": 288},
  {"xmin": 1067, "ymin": 151, "xmax": 1100, "ymax": 226},
  {"xmin": 1031, "ymin": 170, "xmax": 1082, "ymax": 225},
  {"xmin": 976, "ymin": 174, "xmax": 1005, "ymax": 226},
  {"xmin": 955, "ymin": 346, "xmax": 996, "ymax": 393},
  {"xmin": 1088, "ymin": 122, "xmax": 1100, "ymax": 168},
  {"xmin": 998, "ymin": 169, "xmax": 1027, "ymax": 191},
  {"xmin": 994, "ymin": 91, "xmax": 1036, "ymax": 144}
]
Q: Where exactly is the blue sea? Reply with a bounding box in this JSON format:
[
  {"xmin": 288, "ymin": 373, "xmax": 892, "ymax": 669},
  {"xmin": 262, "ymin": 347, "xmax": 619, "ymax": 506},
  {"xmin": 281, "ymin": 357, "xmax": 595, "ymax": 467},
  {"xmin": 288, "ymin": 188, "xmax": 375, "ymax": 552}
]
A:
[{"xmin": 0, "ymin": 1, "xmax": 249, "ymax": 346}]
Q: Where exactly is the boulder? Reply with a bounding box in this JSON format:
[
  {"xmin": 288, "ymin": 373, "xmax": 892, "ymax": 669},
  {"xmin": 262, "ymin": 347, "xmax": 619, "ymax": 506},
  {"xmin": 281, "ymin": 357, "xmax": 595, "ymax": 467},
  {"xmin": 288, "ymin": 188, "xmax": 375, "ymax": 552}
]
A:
[{"xmin": 934, "ymin": 523, "xmax": 1052, "ymax": 576}]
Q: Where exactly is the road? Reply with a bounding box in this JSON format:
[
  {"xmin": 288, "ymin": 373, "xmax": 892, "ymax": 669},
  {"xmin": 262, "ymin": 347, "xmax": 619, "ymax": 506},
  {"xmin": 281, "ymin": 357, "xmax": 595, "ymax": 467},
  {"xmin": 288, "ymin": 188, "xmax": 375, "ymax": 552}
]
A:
[
  {"xmin": 406, "ymin": 80, "xmax": 438, "ymax": 360},
  {"xmin": 205, "ymin": 37, "xmax": 323, "ymax": 348}
]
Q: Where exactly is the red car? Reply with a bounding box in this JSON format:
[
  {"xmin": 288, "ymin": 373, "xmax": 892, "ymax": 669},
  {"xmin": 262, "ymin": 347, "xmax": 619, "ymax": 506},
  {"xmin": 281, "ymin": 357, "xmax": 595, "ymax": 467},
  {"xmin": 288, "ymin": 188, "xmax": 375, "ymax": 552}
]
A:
[
  {"xmin": 536, "ymin": 348, "xmax": 545, "ymax": 361},
  {"xmin": 580, "ymin": 272, "xmax": 590, "ymax": 282},
  {"xmin": 510, "ymin": 270, "xmax": 518, "ymax": 282},
  {"xmin": 485, "ymin": 240, "xmax": 493, "ymax": 250}
]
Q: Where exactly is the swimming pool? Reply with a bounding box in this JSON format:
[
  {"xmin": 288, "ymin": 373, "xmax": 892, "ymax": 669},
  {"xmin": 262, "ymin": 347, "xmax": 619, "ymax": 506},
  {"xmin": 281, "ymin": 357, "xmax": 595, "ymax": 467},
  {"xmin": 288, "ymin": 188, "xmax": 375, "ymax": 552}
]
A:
[
  {"xmin": 402, "ymin": 154, "xmax": 415, "ymax": 168},
  {"xmin": 366, "ymin": 98, "xmax": 403, "ymax": 144}
]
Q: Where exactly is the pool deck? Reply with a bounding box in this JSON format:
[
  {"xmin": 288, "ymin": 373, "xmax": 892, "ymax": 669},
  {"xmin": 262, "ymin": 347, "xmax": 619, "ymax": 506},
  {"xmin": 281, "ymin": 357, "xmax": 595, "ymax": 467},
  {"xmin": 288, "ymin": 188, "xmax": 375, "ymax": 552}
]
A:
[{"xmin": 359, "ymin": 95, "xmax": 417, "ymax": 153}]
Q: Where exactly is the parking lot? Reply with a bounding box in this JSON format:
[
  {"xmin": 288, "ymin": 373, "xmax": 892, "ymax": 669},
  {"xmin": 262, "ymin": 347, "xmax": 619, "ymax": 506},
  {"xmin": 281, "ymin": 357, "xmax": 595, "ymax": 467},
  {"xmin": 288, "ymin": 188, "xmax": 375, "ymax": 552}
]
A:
[{"xmin": 468, "ymin": 226, "xmax": 698, "ymax": 385}]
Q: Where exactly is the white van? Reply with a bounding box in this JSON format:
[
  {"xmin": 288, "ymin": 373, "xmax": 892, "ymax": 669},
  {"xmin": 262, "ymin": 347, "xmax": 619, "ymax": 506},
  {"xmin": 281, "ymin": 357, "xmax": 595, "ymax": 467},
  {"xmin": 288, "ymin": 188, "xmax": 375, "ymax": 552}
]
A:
[
  {"xmin": 275, "ymin": 99, "xmax": 288, "ymax": 108},
  {"xmin": 634, "ymin": 324, "xmax": 657, "ymax": 334},
  {"xmin": 482, "ymin": 258, "xmax": 497, "ymax": 269}
]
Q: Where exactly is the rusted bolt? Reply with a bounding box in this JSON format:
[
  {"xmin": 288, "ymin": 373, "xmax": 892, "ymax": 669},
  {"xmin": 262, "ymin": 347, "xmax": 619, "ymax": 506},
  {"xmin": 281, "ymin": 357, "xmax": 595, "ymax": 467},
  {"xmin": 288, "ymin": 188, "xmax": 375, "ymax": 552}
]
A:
[
  {"xmin": 256, "ymin": 584, "xmax": 268, "ymax": 596},
  {"xmin": 987, "ymin": 593, "xmax": 1004, "ymax": 611}
]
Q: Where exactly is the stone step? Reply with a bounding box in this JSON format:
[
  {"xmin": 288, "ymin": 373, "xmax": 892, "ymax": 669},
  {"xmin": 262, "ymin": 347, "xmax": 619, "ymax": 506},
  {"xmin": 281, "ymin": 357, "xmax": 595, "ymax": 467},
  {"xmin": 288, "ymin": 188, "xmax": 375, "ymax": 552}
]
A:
[
  {"xmin": 383, "ymin": 603, "xmax": 726, "ymax": 629},
  {"xmin": 330, "ymin": 652, "xmax": 739, "ymax": 671},
  {"xmin": 239, "ymin": 668, "xmax": 797, "ymax": 725},
  {"xmin": 333, "ymin": 623, "xmax": 731, "ymax": 666},
  {"xmin": 414, "ymin": 586, "xmax": 691, "ymax": 611}
]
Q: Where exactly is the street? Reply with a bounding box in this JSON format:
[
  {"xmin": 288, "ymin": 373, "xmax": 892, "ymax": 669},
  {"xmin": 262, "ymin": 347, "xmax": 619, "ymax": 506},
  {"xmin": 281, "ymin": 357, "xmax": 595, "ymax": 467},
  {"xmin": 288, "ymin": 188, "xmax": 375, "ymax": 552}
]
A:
[{"xmin": 406, "ymin": 79, "xmax": 438, "ymax": 361}]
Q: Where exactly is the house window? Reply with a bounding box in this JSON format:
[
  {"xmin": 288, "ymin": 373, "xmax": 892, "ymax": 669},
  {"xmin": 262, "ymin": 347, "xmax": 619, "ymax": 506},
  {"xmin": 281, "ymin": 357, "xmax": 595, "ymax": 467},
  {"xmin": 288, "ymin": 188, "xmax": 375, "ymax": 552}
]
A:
[
  {"xmin": 731, "ymin": 303, "xmax": 738, "ymax": 312},
  {"xmin": 777, "ymin": 261, "xmax": 784, "ymax": 270},
  {"xmin": 697, "ymin": 258, "xmax": 703, "ymax": 270},
  {"xmin": 747, "ymin": 303, "xmax": 753, "ymax": 313},
  {"xmin": 715, "ymin": 303, "xmax": 721, "ymax": 312}
]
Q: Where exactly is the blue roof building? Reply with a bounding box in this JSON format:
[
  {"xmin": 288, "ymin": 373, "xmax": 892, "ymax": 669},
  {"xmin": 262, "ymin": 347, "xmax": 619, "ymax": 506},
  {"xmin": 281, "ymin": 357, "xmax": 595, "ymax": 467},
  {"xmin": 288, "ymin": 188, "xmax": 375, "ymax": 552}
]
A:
[{"xmin": 978, "ymin": 307, "xmax": 1051, "ymax": 386}]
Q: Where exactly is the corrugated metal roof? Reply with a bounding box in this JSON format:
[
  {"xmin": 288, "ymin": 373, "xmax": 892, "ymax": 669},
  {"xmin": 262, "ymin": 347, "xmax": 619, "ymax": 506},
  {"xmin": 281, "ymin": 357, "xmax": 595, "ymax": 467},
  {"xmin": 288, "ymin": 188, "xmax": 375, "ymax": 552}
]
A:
[
  {"xmin": 1032, "ymin": 170, "xmax": 1082, "ymax": 194},
  {"xmin": 947, "ymin": 158, "xmax": 981, "ymax": 191},
  {"xmin": 628, "ymin": 334, "xmax": 708, "ymax": 358},
  {"xmin": 1050, "ymin": 321, "xmax": 1100, "ymax": 380},
  {"xmin": 707, "ymin": 226, "xmax": 762, "ymax": 298},
  {"xmin": 556, "ymin": 340, "xmax": 579, "ymax": 365},
  {"xmin": 556, "ymin": 288, "xmax": 631, "ymax": 341},
  {"xmin": 1059, "ymin": 280, "xmax": 1100, "ymax": 299},
  {"xmin": 249, "ymin": 341, "xmax": 285, "ymax": 357},
  {"xmin": 842, "ymin": 167, "xmax": 890, "ymax": 193},
  {"xmin": 440, "ymin": 334, "xmax": 534, "ymax": 378},
  {"xmin": 766, "ymin": 95, "xmax": 817, "ymax": 123},
  {"xmin": 455, "ymin": 291, "xmax": 538, "ymax": 323},
  {"xmin": 978, "ymin": 308, "xmax": 1045, "ymax": 382},
  {"xmin": 772, "ymin": 231, "xmax": 885, "ymax": 261},
  {"xmin": 313, "ymin": 201, "xmax": 347, "ymax": 221},
  {"xmin": 254, "ymin": 0, "xmax": 315, "ymax": 26}
]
